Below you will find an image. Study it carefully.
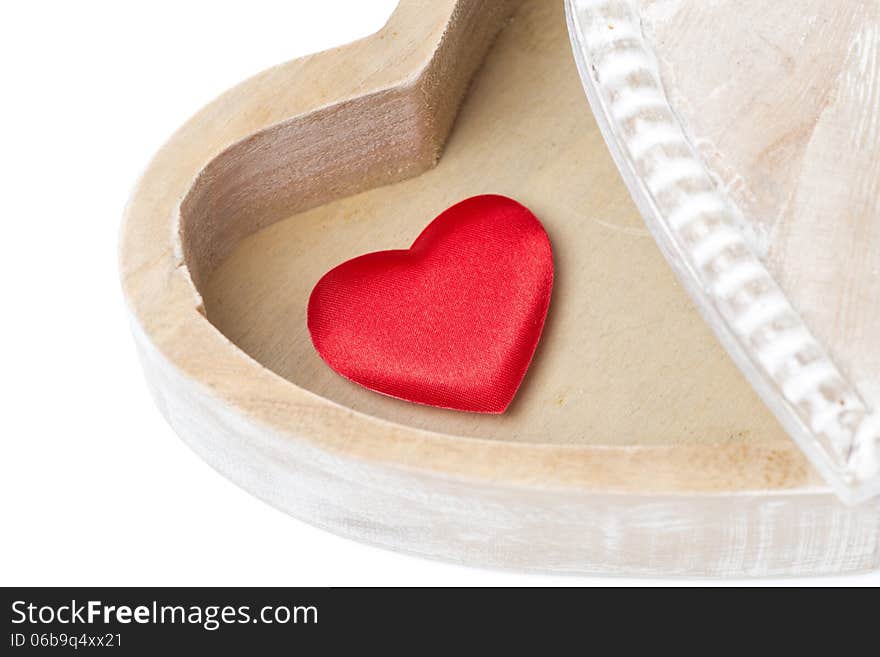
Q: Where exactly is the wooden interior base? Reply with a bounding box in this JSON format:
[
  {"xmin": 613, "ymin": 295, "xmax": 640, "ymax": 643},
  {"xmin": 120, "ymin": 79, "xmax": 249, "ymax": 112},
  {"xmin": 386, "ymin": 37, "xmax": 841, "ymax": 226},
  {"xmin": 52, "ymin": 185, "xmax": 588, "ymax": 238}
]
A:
[
  {"xmin": 120, "ymin": 0, "xmax": 880, "ymax": 576},
  {"xmin": 203, "ymin": 0, "xmax": 786, "ymax": 447}
]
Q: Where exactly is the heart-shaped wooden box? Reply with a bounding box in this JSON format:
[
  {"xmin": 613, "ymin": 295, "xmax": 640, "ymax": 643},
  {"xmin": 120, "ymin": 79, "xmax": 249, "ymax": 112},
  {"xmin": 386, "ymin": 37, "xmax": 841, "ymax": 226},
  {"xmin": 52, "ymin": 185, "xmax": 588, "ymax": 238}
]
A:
[{"xmin": 120, "ymin": 0, "xmax": 880, "ymax": 576}]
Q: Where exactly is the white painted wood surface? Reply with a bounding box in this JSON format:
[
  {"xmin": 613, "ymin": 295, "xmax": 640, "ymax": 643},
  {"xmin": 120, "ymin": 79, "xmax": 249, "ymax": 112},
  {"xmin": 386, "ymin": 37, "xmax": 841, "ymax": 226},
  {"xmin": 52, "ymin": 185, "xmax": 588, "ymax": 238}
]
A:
[
  {"xmin": 567, "ymin": 0, "xmax": 880, "ymax": 501},
  {"xmin": 120, "ymin": 0, "xmax": 880, "ymax": 575},
  {"xmin": 641, "ymin": 0, "xmax": 880, "ymax": 408}
]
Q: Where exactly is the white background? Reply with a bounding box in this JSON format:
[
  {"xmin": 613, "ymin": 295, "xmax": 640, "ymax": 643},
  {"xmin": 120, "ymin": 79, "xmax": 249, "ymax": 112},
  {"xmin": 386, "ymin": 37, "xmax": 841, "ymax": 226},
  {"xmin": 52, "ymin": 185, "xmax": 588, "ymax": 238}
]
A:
[{"xmin": 1, "ymin": 0, "xmax": 876, "ymax": 586}]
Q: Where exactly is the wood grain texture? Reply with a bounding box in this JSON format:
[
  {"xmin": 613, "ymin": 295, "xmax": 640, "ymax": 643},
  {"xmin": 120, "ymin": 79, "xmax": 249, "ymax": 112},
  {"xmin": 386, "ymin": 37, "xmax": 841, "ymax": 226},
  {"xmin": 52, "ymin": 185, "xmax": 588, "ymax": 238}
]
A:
[
  {"xmin": 567, "ymin": 0, "xmax": 880, "ymax": 500},
  {"xmin": 203, "ymin": 0, "xmax": 788, "ymax": 447},
  {"xmin": 639, "ymin": 0, "xmax": 880, "ymax": 447},
  {"xmin": 119, "ymin": 0, "xmax": 880, "ymax": 575}
]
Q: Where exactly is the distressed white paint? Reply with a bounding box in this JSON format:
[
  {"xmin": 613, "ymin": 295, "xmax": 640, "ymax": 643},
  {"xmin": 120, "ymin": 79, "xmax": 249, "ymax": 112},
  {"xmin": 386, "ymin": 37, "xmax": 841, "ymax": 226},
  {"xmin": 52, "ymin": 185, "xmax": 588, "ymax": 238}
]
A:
[
  {"xmin": 120, "ymin": 0, "xmax": 880, "ymax": 576},
  {"xmin": 133, "ymin": 316, "xmax": 880, "ymax": 576},
  {"xmin": 567, "ymin": 0, "xmax": 880, "ymax": 502}
]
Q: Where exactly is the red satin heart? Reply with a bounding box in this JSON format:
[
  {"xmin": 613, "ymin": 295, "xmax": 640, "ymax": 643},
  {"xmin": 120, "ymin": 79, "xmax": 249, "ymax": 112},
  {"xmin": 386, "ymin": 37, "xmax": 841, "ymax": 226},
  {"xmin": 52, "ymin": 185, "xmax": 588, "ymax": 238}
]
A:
[{"xmin": 307, "ymin": 194, "xmax": 553, "ymax": 413}]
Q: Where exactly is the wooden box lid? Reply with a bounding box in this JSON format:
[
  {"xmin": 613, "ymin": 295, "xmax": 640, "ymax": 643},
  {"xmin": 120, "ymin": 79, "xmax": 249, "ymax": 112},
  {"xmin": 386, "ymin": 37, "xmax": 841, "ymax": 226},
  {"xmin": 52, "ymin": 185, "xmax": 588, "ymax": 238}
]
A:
[{"xmin": 567, "ymin": 0, "xmax": 880, "ymax": 503}]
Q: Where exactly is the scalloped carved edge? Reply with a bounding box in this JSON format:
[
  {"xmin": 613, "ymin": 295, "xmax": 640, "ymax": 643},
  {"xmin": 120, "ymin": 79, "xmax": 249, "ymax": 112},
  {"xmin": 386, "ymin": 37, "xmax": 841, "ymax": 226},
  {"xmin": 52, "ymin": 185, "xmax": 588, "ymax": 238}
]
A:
[{"xmin": 566, "ymin": 0, "xmax": 880, "ymax": 503}]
